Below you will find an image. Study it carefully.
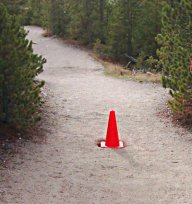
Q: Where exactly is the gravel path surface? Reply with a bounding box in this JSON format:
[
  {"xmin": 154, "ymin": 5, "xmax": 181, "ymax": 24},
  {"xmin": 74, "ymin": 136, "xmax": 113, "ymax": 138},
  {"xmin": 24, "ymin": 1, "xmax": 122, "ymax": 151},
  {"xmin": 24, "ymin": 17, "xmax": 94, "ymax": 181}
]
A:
[{"xmin": 0, "ymin": 26, "xmax": 192, "ymax": 204}]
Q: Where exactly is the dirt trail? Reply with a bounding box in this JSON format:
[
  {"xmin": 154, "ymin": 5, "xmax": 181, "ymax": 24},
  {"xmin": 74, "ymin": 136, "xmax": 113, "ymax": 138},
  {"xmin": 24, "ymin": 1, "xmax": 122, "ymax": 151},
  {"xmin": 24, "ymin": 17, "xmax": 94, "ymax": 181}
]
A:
[{"xmin": 0, "ymin": 26, "xmax": 192, "ymax": 204}]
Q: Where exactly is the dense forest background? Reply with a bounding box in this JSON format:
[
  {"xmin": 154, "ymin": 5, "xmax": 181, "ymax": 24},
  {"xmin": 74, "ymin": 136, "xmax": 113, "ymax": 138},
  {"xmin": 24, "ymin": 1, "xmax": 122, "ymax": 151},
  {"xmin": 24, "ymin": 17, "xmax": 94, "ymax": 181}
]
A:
[
  {"xmin": 22, "ymin": 0, "xmax": 162, "ymax": 61},
  {"xmin": 0, "ymin": 0, "xmax": 192, "ymax": 128}
]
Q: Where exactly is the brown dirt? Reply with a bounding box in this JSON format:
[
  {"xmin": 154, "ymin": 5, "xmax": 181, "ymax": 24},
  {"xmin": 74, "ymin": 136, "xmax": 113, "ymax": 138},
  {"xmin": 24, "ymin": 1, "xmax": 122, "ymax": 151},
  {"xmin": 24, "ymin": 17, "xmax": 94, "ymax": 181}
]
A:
[{"xmin": 0, "ymin": 26, "xmax": 192, "ymax": 204}]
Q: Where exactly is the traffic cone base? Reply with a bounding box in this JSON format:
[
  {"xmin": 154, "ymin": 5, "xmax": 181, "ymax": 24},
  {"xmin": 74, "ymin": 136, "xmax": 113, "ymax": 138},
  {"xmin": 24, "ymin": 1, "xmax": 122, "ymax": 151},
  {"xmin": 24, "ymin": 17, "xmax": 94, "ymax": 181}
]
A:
[{"xmin": 100, "ymin": 140, "xmax": 125, "ymax": 149}]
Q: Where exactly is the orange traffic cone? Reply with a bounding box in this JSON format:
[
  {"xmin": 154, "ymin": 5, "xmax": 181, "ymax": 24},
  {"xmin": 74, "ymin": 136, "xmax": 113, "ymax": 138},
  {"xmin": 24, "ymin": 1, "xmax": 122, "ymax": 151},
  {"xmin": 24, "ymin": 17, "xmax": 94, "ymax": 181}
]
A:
[{"xmin": 100, "ymin": 110, "xmax": 125, "ymax": 148}]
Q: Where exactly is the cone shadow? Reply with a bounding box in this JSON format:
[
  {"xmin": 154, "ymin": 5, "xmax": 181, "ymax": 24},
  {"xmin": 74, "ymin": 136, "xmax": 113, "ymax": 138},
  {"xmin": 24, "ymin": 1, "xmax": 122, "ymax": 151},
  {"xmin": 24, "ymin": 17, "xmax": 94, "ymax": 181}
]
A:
[{"xmin": 113, "ymin": 148, "xmax": 140, "ymax": 167}]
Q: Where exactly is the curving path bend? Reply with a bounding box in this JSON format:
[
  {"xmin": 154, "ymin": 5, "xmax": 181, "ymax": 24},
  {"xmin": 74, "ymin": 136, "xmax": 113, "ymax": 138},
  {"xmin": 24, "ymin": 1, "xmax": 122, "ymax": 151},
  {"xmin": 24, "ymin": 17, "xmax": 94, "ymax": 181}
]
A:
[{"xmin": 0, "ymin": 26, "xmax": 192, "ymax": 204}]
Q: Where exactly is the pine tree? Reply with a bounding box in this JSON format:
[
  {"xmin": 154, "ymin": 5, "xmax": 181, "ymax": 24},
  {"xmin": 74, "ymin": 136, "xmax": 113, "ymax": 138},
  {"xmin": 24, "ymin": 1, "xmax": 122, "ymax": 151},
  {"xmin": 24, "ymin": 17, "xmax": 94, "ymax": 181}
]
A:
[
  {"xmin": 133, "ymin": 0, "xmax": 162, "ymax": 56},
  {"xmin": 1, "ymin": 0, "xmax": 34, "ymax": 25},
  {"xmin": 27, "ymin": 0, "xmax": 50, "ymax": 27},
  {"xmin": 50, "ymin": 0, "xmax": 69, "ymax": 36},
  {"xmin": 0, "ymin": 4, "xmax": 46, "ymax": 130},
  {"xmin": 1, "ymin": 0, "xmax": 26, "ymax": 15},
  {"xmin": 106, "ymin": 0, "xmax": 136, "ymax": 60},
  {"xmin": 156, "ymin": 0, "xmax": 192, "ymax": 122},
  {"xmin": 106, "ymin": 0, "xmax": 162, "ymax": 61},
  {"xmin": 67, "ymin": 0, "xmax": 106, "ymax": 45}
]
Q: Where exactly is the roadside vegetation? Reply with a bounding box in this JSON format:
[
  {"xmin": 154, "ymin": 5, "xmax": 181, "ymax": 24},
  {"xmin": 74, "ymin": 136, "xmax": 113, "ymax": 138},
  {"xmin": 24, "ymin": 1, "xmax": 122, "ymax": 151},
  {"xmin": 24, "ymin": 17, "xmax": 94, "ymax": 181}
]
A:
[
  {"xmin": 0, "ymin": 3, "xmax": 46, "ymax": 134},
  {"xmin": 91, "ymin": 53, "xmax": 162, "ymax": 83},
  {"xmin": 0, "ymin": 0, "xmax": 191, "ymax": 130}
]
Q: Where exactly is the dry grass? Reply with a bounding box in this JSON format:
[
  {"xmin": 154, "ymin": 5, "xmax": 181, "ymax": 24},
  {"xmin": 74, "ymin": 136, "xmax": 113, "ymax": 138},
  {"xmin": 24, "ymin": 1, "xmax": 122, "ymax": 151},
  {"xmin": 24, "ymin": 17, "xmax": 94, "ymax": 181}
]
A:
[
  {"xmin": 42, "ymin": 31, "xmax": 53, "ymax": 38},
  {"xmin": 91, "ymin": 53, "xmax": 162, "ymax": 83},
  {"xmin": 41, "ymin": 32, "xmax": 161, "ymax": 83}
]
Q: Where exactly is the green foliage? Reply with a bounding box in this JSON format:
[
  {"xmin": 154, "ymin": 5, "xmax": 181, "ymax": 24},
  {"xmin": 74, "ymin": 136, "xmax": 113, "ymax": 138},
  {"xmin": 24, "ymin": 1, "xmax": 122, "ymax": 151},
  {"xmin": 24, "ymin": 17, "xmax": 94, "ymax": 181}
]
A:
[
  {"xmin": 106, "ymin": 0, "xmax": 135, "ymax": 59},
  {"xmin": 93, "ymin": 39, "xmax": 109, "ymax": 59},
  {"xmin": 2, "ymin": 0, "xmax": 191, "ymax": 124},
  {"xmin": 133, "ymin": 0, "xmax": 162, "ymax": 55},
  {"xmin": 0, "ymin": 0, "xmax": 25, "ymax": 14},
  {"xmin": 145, "ymin": 57, "xmax": 162, "ymax": 73},
  {"xmin": 1, "ymin": 0, "xmax": 28, "ymax": 23},
  {"xmin": 25, "ymin": 0, "xmax": 50, "ymax": 27},
  {"xmin": 66, "ymin": 0, "xmax": 107, "ymax": 45},
  {"xmin": 50, "ymin": 0, "xmax": 69, "ymax": 36},
  {"xmin": 26, "ymin": 0, "xmax": 163, "ymax": 62},
  {"xmin": 156, "ymin": 0, "xmax": 192, "ymax": 121},
  {"xmin": 105, "ymin": 0, "xmax": 163, "ymax": 61},
  {"xmin": 93, "ymin": 39, "xmax": 104, "ymax": 55},
  {"xmin": 0, "ymin": 4, "xmax": 46, "ymax": 130}
]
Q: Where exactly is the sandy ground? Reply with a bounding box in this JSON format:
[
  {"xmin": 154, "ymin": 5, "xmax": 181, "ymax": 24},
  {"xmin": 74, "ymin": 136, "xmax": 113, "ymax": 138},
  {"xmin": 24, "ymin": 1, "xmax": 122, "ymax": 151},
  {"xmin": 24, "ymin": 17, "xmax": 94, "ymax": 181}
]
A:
[{"xmin": 0, "ymin": 26, "xmax": 192, "ymax": 204}]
